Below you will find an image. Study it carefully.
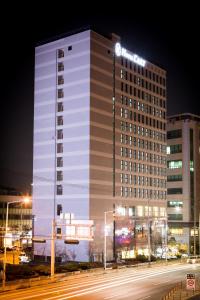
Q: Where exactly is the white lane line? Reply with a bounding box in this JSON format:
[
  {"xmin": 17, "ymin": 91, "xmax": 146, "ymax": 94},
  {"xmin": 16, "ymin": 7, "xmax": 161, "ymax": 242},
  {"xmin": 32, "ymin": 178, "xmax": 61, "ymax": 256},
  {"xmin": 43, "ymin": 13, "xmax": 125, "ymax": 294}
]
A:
[
  {"xmin": 104, "ymin": 292, "xmax": 123, "ymax": 299},
  {"xmin": 138, "ymin": 296, "xmax": 151, "ymax": 300},
  {"xmin": 153, "ymin": 279, "xmax": 171, "ymax": 285},
  {"xmin": 41, "ymin": 266, "xmax": 197, "ymax": 300}
]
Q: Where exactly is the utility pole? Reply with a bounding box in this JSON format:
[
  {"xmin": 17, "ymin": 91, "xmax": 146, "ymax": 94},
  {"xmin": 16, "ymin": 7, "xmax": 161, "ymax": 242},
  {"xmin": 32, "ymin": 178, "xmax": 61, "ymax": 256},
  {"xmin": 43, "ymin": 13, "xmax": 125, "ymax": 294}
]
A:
[
  {"xmin": 147, "ymin": 198, "xmax": 151, "ymax": 265},
  {"xmin": 51, "ymin": 219, "xmax": 55, "ymax": 277}
]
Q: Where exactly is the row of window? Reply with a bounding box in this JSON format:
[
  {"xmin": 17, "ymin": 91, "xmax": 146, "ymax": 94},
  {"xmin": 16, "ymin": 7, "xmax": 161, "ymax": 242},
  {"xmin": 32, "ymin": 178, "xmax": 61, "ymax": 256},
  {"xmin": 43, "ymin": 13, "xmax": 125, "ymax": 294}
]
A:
[
  {"xmin": 167, "ymin": 160, "xmax": 182, "ymax": 169},
  {"xmin": 120, "ymin": 108, "xmax": 166, "ymax": 130},
  {"xmin": 120, "ymin": 58, "xmax": 166, "ymax": 87},
  {"xmin": 167, "ymin": 201, "xmax": 183, "ymax": 208},
  {"xmin": 166, "ymin": 144, "xmax": 182, "ymax": 154},
  {"xmin": 167, "ymin": 174, "xmax": 182, "ymax": 182},
  {"xmin": 121, "ymin": 160, "xmax": 167, "ymax": 176},
  {"xmin": 120, "ymin": 70, "xmax": 166, "ymax": 97},
  {"xmin": 120, "ymin": 187, "xmax": 166, "ymax": 199},
  {"xmin": 121, "ymin": 81, "xmax": 166, "ymax": 98},
  {"xmin": 121, "ymin": 96, "xmax": 166, "ymax": 118},
  {"xmin": 167, "ymin": 129, "xmax": 182, "ymax": 139},
  {"xmin": 56, "ymin": 52, "xmax": 65, "ymax": 194},
  {"xmin": 120, "ymin": 174, "xmax": 166, "ymax": 187},
  {"xmin": 120, "ymin": 143, "xmax": 166, "ymax": 165},
  {"xmin": 120, "ymin": 121, "xmax": 166, "ymax": 142},
  {"xmin": 167, "ymin": 188, "xmax": 182, "ymax": 195},
  {"xmin": 121, "ymin": 88, "xmax": 166, "ymax": 108}
]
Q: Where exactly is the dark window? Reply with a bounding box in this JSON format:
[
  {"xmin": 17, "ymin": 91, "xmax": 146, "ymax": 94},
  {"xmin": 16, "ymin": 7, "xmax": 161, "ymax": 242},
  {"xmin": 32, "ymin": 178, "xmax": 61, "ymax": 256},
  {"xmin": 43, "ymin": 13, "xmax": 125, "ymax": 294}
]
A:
[
  {"xmin": 57, "ymin": 102, "xmax": 63, "ymax": 112},
  {"xmin": 57, "ymin": 171, "xmax": 63, "ymax": 181},
  {"xmin": 57, "ymin": 143, "xmax": 63, "ymax": 153},
  {"xmin": 57, "ymin": 116, "xmax": 63, "ymax": 126},
  {"xmin": 167, "ymin": 188, "xmax": 182, "ymax": 195},
  {"xmin": 57, "ymin": 129, "xmax": 63, "ymax": 139},
  {"xmin": 167, "ymin": 175, "xmax": 182, "ymax": 182},
  {"xmin": 57, "ymin": 204, "xmax": 62, "ymax": 216},
  {"xmin": 68, "ymin": 45, "xmax": 72, "ymax": 51},
  {"xmin": 167, "ymin": 129, "xmax": 182, "ymax": 139},
  {"xmin": 58, "ymin": 49, "xmax": 64, "ymax": 58},
  {"xmin": 58, "ymin": 89, "xmax": 64, "ymax": 99},
  {"xmin": 169, "ymin": 144, "xmax": 182, "ymax": 154},
  {"xmin": 58, "ymin": 62, "xmax": 64, "ymax": 72},
  {"xmin": 57, "ymin": 185, "xmax": 63, "ymax": 195},
  {"xmin": 57, "ymin": 227, "xmax": 62, "ymax": 234},
  {"xmin": 57, "ymin": 157, "xmax": 63, "ymax": 167},
  {"xmin": 58, "ymin": 75, "xmax": 64, "ymax": 85},
  {"xmin": 168, "ymin": 214, "xmax": 183, "ymax": 221}
]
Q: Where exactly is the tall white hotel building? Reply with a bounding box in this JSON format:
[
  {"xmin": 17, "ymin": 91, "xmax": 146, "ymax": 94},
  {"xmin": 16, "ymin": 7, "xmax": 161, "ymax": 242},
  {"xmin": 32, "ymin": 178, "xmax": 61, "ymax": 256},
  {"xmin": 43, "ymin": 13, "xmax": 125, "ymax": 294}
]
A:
[{"xmin": 33, "ymin": 28, "xmax": 167, "ymax": 262}]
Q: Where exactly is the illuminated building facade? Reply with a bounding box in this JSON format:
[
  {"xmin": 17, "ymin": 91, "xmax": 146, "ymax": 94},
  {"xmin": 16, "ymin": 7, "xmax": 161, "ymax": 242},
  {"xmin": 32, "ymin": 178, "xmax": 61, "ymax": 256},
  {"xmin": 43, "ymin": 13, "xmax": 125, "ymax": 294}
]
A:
[
  {"xmin": 167, "ymin": 114, "xmax": 200, "ymax": 254},
  {"xmin": 33, "ymin": 29, "xmax": 167, "ymax": 261}
]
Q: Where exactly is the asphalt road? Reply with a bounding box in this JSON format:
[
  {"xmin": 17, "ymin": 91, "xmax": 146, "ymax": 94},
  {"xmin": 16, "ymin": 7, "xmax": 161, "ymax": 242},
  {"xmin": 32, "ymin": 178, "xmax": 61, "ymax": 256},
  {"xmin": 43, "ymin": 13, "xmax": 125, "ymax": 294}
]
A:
[{"xmin": 0, "ymin": 263, "xmax": 200, "ymax": 300}]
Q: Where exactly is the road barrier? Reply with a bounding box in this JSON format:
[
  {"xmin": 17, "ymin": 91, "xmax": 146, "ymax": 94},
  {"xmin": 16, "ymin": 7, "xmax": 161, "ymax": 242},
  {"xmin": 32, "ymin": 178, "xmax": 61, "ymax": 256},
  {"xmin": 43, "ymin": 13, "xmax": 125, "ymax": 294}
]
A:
[{"xmin": 162, "ymin": 279, "xmax": 200, "ymax": 300}]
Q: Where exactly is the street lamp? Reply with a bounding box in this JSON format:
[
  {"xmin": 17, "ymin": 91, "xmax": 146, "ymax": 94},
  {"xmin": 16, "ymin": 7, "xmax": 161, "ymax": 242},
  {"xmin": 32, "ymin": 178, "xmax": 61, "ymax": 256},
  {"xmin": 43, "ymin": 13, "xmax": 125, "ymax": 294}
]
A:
[
  {"xmin": 2, "ymin": 196, "xmax": 31, "ymax": 289},
  {"xmin": 104, "ymin": 210, "xmax": 114, "ymax": 270}
]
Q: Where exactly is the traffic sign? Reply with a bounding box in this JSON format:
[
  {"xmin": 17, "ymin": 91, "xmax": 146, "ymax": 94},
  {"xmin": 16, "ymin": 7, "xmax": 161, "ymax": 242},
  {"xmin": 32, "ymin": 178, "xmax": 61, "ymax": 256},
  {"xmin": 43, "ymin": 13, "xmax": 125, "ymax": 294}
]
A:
[{"xmin": 186, "ymin": 273, "xmax": 195, "ymax": 290}]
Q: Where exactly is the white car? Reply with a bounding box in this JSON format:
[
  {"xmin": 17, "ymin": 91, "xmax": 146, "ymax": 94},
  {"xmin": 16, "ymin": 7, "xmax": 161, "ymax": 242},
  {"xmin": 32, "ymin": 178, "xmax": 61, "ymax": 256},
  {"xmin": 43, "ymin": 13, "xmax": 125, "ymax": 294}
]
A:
[{"xmin": 19, "ymin": 254, "xmax": 30, "ymax": 263}]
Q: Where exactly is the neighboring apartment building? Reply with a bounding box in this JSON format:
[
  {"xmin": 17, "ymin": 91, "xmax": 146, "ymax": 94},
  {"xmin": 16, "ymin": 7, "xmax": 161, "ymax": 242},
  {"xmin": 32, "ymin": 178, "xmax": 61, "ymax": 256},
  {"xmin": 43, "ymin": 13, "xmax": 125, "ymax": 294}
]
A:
[
  {"xmin": 167, "ymin": 114, "xmax": 200, "ymax": 254},
  {"xmin": 33, "ymin": 28, "xmax": 167, "ymax": 262},
  {"xmin": 0, "ymin": 187, "xmax": 32, "ymax": 248}
]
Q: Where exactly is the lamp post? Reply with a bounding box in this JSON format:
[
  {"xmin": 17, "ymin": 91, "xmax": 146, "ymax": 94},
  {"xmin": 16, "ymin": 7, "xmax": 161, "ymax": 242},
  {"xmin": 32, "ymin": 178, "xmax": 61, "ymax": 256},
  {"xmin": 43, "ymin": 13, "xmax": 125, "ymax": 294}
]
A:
[
  {"xmin": 147, "ymin": 198, "xmax": 151, "ymax": 264},
  {"xmin": 2, "ymin": 196, "xmax": 30, "ymax": 289},
  {"xmin": 104, "ymin": 210, "xmax": 114, "ymax": 270}
]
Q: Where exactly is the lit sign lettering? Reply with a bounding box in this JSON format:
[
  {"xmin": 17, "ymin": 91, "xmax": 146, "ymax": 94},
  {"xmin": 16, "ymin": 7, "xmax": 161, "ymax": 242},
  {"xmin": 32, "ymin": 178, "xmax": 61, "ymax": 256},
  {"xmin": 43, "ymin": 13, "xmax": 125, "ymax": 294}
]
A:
[{"xmin": 115, "ymin": 42, "xmax": 146, "ymax": 67}]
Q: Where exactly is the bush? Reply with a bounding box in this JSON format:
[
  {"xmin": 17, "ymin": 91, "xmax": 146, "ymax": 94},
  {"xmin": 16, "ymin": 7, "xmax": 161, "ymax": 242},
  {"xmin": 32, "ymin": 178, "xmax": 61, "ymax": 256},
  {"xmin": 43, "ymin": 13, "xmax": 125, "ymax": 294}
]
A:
[{"xmin": 136, "ymin": 254, "xmax": 148, "ymax": 262}]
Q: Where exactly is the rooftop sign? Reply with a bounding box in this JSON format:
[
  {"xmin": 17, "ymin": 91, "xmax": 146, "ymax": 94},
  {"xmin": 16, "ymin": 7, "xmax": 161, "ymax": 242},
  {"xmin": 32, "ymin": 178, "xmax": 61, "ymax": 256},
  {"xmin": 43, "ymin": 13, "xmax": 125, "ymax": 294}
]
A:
[{"xmin": 115, "ymin": 42, "xmax": 146, "ymax": 67}]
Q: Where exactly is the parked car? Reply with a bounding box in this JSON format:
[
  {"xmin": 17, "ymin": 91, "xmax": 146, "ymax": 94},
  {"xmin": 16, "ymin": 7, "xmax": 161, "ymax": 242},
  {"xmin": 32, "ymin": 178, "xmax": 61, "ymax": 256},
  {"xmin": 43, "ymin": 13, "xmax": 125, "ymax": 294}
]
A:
[{"xmin": 19, "ymin": 254, "xmax": 30, "ymax": 264}]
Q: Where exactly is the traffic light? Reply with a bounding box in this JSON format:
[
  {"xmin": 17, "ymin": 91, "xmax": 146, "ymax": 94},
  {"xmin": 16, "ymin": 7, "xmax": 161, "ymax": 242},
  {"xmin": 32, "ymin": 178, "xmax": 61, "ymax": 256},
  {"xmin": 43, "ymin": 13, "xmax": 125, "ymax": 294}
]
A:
[{"xmin": 64, "ymin": 239, "xmax": 79, "ymax": 244}]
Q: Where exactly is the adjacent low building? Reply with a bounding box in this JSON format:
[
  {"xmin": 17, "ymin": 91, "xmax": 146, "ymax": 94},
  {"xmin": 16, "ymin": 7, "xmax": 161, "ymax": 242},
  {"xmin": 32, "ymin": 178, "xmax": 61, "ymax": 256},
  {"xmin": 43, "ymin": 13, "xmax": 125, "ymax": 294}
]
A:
[
  {"xmin": 167, "ymin": 113, "xmax": 200, "ymax": 254},
  {"xmin": 0, "ymin": 186, "xmax": 32, "ymax": 248}
]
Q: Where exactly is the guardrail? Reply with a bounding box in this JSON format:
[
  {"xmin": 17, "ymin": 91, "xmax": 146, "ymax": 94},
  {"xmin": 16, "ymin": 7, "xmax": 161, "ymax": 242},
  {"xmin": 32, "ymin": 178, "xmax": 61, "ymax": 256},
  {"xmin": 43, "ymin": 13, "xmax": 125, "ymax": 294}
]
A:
[{"xmin": 162, "ymin": 279, "xmax": 200, "ymax": 300}]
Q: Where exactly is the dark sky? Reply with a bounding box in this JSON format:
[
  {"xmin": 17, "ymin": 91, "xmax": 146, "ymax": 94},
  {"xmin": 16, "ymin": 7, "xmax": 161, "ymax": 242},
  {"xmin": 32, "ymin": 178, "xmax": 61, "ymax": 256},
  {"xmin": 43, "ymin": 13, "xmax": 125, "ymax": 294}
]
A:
[{"xmin": 0, "ymin": 8, "xmax": 199, "ymax": 193}]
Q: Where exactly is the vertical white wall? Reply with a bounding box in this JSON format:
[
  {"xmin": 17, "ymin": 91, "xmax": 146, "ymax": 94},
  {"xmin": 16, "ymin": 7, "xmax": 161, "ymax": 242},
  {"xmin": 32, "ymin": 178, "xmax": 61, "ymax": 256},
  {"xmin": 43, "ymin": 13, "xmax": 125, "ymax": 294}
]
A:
[{"xmin": 33, "ymin": 30, "xmax": 91, "ymax": 260}]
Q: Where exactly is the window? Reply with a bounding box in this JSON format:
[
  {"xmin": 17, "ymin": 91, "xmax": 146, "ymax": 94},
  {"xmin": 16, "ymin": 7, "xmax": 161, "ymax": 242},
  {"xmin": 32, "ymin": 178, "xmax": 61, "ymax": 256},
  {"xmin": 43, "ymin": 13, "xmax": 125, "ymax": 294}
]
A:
[
  {"xmin": 57, "ymin": 228, "xmax": 62, "ymax": 237},
  {"xmin": 167, "ymin": 129, "xmax": 182, "ymax": 139},
  {"xmin": 57, "ymin": 204, "xmax": 62, "ymax": 216},
  {"xmin": 167, "ymin": 201, "xmax": 183, "ymax": 207},
  {"xmin": 57, "ymin": 129, "xmax": 63, "ymax": 139},
  {"xmin": 58, "ymin": 62, "xmax": 64, "ymax": 72},
  {"xmin": 167, "ymin": 188, "xmax": 182, "ymax": 195},
  {"xmin": 57, "ymin": 116, "xmax": 63, "ymax": 126},
  {"xmin": 58, "ymin": 89, "xmax": 64, "ymax": 99},
  {"xmin": 57, "ymin": 157, "xmax": 63, "ymax": 167},
  {"xmin": 58, "ymin": 49, "xmax": 64, "ymax": 58},
  {"xmin": 167, "ymin": 174, "xmax": 182, "ymax": 182},
  {"xmin": 58, "ymin": 75, "xmax": 64, "ymax": 85},
  {"xmin": 168, "ymin": 214, "xmax": 183, "ymax": 220},
  {"xmin": 68, "ymin": 45, "xmax": 72, "ymax": 51},
  {"xmin": 168, "ymin": 144, "xmax": 182, "ymax": 154},
  {"xmin": 57, "ymin": 102, "xmax": 64, "ymax": 112},
  {"xmin": 57, "ymin": 171, "xmax": 63, "ymax": 181},
  {"xmin": 167, "ymin": 160, "xmax": 182, "ymax": 169},
  {"xmin": 57, "ymin": 185, "xmax": 63, "ymax": 195},
  {"xmin": 57, "ymin": 143, "xmax": 63, "ymax": 153}
]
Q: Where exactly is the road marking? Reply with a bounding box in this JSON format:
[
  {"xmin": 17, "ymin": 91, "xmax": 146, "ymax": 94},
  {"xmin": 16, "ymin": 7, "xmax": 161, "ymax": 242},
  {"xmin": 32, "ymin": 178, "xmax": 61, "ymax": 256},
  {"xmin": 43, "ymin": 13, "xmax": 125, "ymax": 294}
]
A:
[
  {"xmin": 138, "ymin": 296, "xmax": 151, "ymax": 300},
  {"xmin": 153, "ymin": 280, "xmax": 170, "ymax": 285},
  {"xmin": 0, "ymin": 264, "xmax": 196, "ymax": 300},
  {"xmin": 104, "ymin": 292, "xmax": 123, "ymax": 299}
]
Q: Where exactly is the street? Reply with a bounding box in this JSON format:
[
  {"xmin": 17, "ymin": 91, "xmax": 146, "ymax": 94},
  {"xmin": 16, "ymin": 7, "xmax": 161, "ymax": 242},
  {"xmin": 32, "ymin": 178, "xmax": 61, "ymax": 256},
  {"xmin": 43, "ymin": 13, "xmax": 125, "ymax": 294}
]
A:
[{"xmin": 0, "ymin": 263, "xmax": 199, "ymax": 300}]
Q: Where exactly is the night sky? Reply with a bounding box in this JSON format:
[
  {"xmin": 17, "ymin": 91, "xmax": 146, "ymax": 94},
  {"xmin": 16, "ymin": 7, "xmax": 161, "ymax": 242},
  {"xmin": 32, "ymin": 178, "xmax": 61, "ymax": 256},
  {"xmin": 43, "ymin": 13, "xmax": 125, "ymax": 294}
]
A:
[{"xmin": 0, "ymin": 8, "xmax": 199, "ymax": 193}]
